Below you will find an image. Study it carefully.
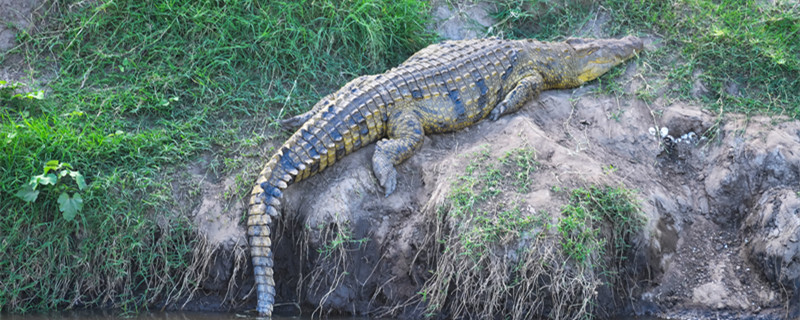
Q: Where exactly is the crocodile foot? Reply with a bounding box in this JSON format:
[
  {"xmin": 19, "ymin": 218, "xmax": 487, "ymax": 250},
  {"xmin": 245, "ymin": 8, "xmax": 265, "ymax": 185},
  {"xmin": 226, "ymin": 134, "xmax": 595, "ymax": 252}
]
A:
[
  {"xmin": 489, "ymin": 102, "xmax": 507, "ymax": 121},
  {"xmin": 376, "ymin": 166, "xmax": 397, "ymax": 197},
  {"xmin": 280, "ymin": 114, "xmax": 309, "ymax": 130},
  {"xmin": 372, "ymin": 152, "xmax": 397, "ymax": 197}
]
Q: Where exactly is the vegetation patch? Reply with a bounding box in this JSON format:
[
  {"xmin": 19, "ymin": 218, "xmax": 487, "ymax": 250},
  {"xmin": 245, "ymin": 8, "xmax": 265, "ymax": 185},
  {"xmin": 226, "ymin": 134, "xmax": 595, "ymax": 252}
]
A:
[
  {"xmin": 1, "ymin": 0, "xmax": 433, "ymax": 313},
  {"xmin": 418, "ymin": 146, "xmax": 644, "ymax": 319},
  {"xmin": 492, "ymin": 0, "xmax": 799, "ymax": 117},
  {"xmin": 304, "ymin": 220, "xmax": 371, "ymax": 316},
  {"xmin": 558, "ymin": 186, "xmax": 644, "ymax": 269}
]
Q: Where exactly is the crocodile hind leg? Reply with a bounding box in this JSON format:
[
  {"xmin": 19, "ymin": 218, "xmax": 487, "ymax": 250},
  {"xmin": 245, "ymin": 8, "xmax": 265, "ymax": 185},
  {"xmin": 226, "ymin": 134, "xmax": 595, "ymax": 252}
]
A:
[
  {"xmin": 282, "ymin": 75, "xmax": 376, "ymax": 129},
  {"xmin": 280, "ymin": 93, "xmax": 335, "ymax": 129},
  {"xmin": 489, "ymin": 73, "xmax": 544, "ymax": 121},
  {"xmin": 372, "ymin": 110, "xmax": 424, "ymax": 197}
]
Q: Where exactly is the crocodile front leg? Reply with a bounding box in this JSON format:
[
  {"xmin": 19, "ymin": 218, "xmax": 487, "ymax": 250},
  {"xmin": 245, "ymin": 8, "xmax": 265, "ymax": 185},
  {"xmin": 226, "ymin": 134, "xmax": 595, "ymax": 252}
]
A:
[
  {"xmin": 489, "ymin": 73, "xmax": 544, "ymax": 121},
  {"xmin": 372, "ymin": 110, "xmax": 423, "ymax": 197}
]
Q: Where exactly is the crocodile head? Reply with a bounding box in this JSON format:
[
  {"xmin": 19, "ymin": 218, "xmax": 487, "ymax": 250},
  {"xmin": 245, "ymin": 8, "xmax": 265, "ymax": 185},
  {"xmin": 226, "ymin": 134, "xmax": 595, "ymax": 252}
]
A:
[{"xmin": 567, "ymin": 36, "xmax": 644, "ymax": 83}]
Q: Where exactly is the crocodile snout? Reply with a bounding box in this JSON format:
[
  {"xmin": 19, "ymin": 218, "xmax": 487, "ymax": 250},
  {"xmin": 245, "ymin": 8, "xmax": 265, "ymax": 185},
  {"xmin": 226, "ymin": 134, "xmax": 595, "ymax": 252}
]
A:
[{"xmin": 568, "ymin": 36, "xmax": 644, "ymax": 83}]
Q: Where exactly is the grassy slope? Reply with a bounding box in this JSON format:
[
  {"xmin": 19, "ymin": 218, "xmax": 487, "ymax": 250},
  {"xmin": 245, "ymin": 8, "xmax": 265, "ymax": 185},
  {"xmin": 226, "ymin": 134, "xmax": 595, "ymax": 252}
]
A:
[
  {"xmin": 0, "ymin": 0, "xmax": 433, "ymax": 312},
  {"xmin": 0, "ymin": 0, "xmax": 797, "ymax": 314},
  {"xmin": 494, "ymin": 0, "xmax": 799, "ymax": 116}
]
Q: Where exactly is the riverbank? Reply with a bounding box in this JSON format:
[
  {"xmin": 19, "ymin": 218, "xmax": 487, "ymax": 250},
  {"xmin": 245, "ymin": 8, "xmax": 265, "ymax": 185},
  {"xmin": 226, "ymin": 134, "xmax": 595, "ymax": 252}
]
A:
[{"xmin": 2, "ymin": 1, "xmax": 798, "ymax": 319}]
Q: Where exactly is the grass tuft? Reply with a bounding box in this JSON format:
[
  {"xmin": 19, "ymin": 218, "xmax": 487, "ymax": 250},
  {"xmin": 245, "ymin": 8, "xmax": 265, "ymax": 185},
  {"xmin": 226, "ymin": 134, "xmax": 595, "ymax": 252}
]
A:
[
  {"xmin": 418, "ymin": 147, "xmax": 644, "ymax": 319},
  {"xmin": 558, "ymin": 185, "xmax": 644, "ymax": 266}
]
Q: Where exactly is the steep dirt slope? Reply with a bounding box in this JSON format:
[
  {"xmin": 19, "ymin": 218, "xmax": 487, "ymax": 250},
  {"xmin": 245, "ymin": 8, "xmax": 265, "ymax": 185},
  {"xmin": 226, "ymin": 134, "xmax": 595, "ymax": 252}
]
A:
[{"xmin": 240, "ymin": 60, "xmax": 799, "ymax": 318}]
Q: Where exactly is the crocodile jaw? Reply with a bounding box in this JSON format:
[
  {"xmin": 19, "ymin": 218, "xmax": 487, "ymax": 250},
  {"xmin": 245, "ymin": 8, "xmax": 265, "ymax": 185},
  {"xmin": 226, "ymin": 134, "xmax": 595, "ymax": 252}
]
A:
[{"xmin": 567, "ymin": 36, "xmax": 644, "ymax": 83}]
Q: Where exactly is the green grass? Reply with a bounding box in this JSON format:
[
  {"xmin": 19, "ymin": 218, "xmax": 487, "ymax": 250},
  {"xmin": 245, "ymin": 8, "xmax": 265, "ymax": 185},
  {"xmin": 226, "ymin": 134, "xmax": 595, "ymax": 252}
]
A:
[
  {"xmin": 422, "ymin": 147, "xmax": 644, "ymax": 319},
  {"xmin": 450, "ymin": 147, "xmax": 644, "ymax": 269},
  {"xmin": 605, "ymin": 0, "xmax": 799, "ymax": 115},
  {"xmin": 558, "ymin": 186, "xmax": 644, "ymax": 265},
  {"xmin": 493, "ymin": 0, "xmax": 799, "ymax": 116},
  {"xmin": 491, "ymin": 0, "xmax": 596, "ymax": 40},
  {"xmin": 1, "ymin": 0, "xmax": 434, "ymax": 313},
  {"xmin": 445, "ymin": 146, "xmax": 544, "ymax": 260}
]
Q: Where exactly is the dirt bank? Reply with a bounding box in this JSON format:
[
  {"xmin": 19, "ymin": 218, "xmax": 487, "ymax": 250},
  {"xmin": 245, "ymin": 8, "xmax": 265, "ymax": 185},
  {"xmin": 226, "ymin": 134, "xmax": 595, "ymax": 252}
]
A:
[
  {"xmin": 189, "ymin": 61, "xmax": 800, "ymax": 319},
  {"xmin": 136, "ymin": 3, "xmax": 800, "ymax": 319},
  {"xmin": 4, "ymin": 0, "xmax": 799, "ymax": 318}
]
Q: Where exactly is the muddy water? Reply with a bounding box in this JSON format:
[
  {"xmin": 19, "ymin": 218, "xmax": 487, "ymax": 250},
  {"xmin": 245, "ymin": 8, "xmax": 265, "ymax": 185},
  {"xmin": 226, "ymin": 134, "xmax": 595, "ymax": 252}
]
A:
[{"xmin": 0, "ymin": 311, "xmax": 667, "ymax": 320}]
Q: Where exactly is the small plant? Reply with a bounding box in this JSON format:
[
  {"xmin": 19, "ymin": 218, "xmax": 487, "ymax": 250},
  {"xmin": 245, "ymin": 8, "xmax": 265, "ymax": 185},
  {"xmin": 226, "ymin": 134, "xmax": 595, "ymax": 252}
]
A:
[
  {"xmin": 317, "ymin": 222, "xmax": 370, "ymax": 259},
  {"xmin": 603, "ymin": 164, "xmax": 617, "ymax": 175},
  {"xmin": 440, "ymin": 147, "xmax": 547, "ymax": 261},
  {"xmin": 558, "ymin": 186, "xmax": 644, "ymax": 266},
  {"xmin": 0, "ymin": 80, "xmax": 44, "ymax": 102},
  {"xmin": 500, "ymin": 147, "xmax": 537, "ymax": 193},
  {"xmin": 16, "ymin": 160, "xmax": 88, "ymax": 221},
  {"xmin": 558, "ymin": 203, "xmax": 604, "ymax": 263}
]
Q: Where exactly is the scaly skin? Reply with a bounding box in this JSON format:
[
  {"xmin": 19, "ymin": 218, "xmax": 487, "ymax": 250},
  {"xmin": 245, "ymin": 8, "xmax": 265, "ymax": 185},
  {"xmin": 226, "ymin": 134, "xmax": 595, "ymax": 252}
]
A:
[{"xmin": 247, "ymin": 36, "xmax": 643, "ymax": 317}]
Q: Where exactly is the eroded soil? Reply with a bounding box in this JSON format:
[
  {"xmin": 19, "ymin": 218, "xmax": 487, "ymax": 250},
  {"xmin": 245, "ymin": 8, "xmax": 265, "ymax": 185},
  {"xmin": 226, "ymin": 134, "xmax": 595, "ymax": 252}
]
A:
[{"xmin": 248, "ymin": 73, "xmax": 799, "ymax": 319}]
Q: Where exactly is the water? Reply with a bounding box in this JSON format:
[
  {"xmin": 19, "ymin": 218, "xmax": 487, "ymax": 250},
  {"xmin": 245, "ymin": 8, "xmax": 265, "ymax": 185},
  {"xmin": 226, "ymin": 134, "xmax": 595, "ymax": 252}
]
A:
[
  {"xmin": 0, "ymin": 311, "xmax": 354, "ymax": 320},
  {"xmin": 0, "ymin": 311, "xmax": 667, "ymax": 320}
]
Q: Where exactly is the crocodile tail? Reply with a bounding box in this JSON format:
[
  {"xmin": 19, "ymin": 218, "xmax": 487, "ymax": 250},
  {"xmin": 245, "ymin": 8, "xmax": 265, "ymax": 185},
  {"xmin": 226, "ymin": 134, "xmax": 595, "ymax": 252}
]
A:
[
  {"xmin": 247, "ymin": 88, "xmax": 387, "ymax": 316},
  {"xmin": 247, "ymin": 155, "xmax": 290, "ymax": 317},
  {"xmin": 247, "ymin": 125, "xmax": 326, "ymax": 317}
]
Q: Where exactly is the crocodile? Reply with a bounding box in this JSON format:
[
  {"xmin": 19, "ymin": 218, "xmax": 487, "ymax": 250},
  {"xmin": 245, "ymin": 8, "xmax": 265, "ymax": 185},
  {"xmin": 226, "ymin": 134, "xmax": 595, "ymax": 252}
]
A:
[{"xmin": 246, "ymin": 36, "xmax": 643, "ymax": 317}]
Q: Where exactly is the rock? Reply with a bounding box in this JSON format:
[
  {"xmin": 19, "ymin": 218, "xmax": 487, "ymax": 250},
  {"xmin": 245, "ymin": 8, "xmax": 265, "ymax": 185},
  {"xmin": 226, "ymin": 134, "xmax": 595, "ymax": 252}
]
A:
[
  {"xmin": 659, "ymin": 106, "xmax": 713, "ymax": 139},
  {"xmin": 430, "ymin": 0, "xmax": 495, "ymax": 40},
  {"xmin": 743, "ymin": 188, "xmax": 800, "ymax": 296},
  {"xmin": 690, "ymin": 69, "xmax": 709, "ymax": 99}
]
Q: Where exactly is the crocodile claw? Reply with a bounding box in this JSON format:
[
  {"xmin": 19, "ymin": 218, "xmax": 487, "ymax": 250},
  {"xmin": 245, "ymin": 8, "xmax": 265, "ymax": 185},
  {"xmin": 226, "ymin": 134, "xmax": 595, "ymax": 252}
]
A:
[
  {"xmin": 489, "ymin": 103, "xmax": 506, "ymax": 121},
  {"xmin": 376, "ymin": 166, "xmax": 397, "ymax": 197},
  {"xmin": 280, "ymin": 115, "xmax": 308, "ymax": 130}
]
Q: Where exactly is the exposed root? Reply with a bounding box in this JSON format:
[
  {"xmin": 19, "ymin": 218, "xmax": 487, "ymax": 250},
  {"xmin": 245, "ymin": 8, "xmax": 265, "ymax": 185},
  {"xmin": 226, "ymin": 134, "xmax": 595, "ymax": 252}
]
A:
[
  {"xmin": 295, "ymin": 218, "xmax": 368, "ymax": 318},
  {"xmin": 417, "ymin": 206, "xmax": 603, "ymax": 320},
  {"xmin": 408, "ymin": 148, "xmax": 643, "ymax": 319}
]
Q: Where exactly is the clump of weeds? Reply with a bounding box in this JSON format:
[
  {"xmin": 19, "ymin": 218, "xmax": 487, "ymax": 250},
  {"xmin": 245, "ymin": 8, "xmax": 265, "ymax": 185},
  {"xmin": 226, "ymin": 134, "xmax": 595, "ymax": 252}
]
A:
[{"xmin": 417, "ymin": 146, "xmax": 644, "ymax": 319}]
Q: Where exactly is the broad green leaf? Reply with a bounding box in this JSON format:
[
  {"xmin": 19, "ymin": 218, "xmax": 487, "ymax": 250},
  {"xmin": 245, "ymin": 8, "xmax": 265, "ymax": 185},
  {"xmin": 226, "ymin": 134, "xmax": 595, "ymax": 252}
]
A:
[
  {"xmin": 3, "ymin": 132, "xmax": 15, "ymax": 145},
  {"xmin": 69, "ymin": 171, "xmax": 88, "ymax": 190},
  {"xmin": 58, "ymin": 192, "xmax": 83, "ymax": 221},
  {"xmin": 59, "ymin": 169, "xmax": 69, "ymax": 178},
  {"xmin": 35, "ymin": 173, "xmax": 58, "ymax": 185},
  {"xmin": 16, "ymin": 184, "xmax": 39, "ymax": 202},
  {"xmin": 44, "ymin": 160, "xmax": 59, "ymax": 173},
  {"xmin": 26, "ymin": 90, "xmax": 44, "ymax": 100}
]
